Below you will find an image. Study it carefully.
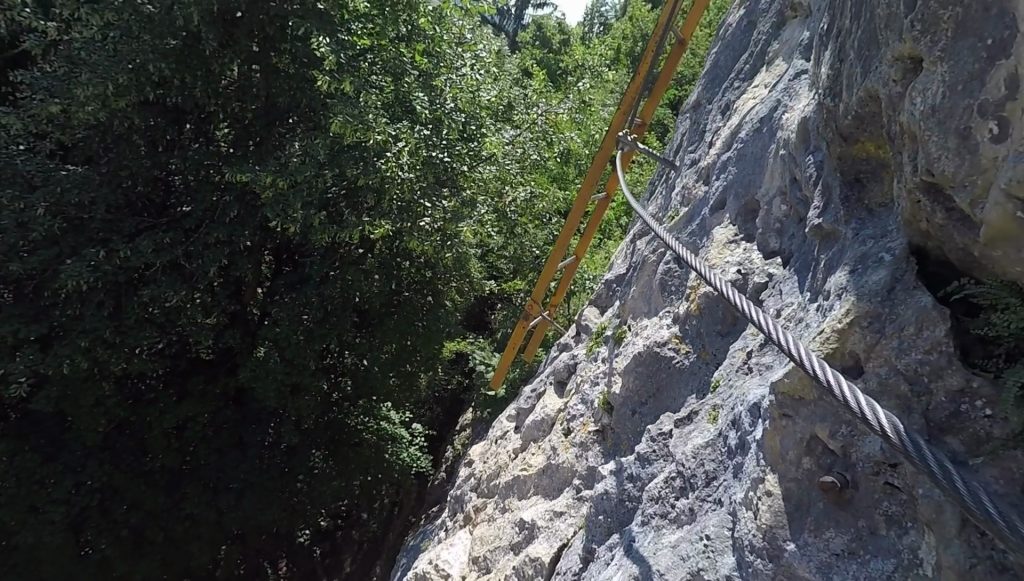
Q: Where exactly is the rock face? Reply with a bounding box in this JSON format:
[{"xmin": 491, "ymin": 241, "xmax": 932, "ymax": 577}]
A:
[{"xmin": 394, "ymin": 0, "xmax": 1024, "ymax": 578}]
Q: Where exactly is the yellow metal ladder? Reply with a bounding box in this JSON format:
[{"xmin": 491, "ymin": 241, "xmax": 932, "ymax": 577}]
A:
[{"xmin": 489, "ymin": 0, "xmax": 713, "ymax": 391}]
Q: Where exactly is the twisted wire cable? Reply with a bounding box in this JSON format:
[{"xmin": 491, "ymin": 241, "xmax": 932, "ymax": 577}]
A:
[{"xmin": 614, "ymin": 145, "xmax": 1024, "ymax": 560}]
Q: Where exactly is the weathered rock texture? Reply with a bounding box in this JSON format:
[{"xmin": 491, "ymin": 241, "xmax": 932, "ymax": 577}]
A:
[{"xmin": 394, "ymin": 0, "xmax": 1024, "ymax": 578}]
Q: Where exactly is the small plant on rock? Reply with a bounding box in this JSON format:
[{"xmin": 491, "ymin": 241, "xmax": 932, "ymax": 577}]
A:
[
  {"xmin": 586, "ymin": 320, "xmax": 610, "ymax": 356},
  {"xmin": 613, "ymin": 323, "xmax": 629, "ymax": 347},
  {"xmin": 598, "ymin": 389, "xmax": 614, "ymax": 416},
  {"xmin": 670, "ymin": 334, "xmax": 692, "ymax": 355}
]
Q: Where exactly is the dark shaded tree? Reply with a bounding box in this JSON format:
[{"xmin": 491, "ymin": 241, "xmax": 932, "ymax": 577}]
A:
[{"xmin": 0, "ymin": 0, "xmax": 514, "ymax": 577}]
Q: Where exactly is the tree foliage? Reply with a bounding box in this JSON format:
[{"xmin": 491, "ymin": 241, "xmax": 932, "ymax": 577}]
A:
[
  {"xmin": 0, "ymin": 0, "xmax": 731, "ymax": 577},
  {"xmin": 480, "ymin": 0, "xmax": 557, "ymax": 51},
  {"xmin": 580, "ymin": 0, "xmax": 621, "ymax": 40}
]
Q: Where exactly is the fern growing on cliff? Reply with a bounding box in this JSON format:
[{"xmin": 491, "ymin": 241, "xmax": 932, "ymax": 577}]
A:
[
  {"xmin": 942, "ymin": 277, "xmax": 1024, "ymax": 417},
  {"xmin": 944, "ymin": 278, "xmax": 1024, "ymax": 341}
]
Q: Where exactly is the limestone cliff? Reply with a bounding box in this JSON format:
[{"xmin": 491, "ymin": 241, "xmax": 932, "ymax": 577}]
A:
[{"xmin": 394, "ymin": 0, "xmax": 1024, "ymax": 578}]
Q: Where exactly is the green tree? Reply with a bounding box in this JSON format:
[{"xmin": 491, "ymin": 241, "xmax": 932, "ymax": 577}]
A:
[
  {"xmin": 480, "ymin": 0, "xmax": 558, "ymax": 51},
  {"xmin": 0, "ymin": 0, "xmax": 531, "ymax": 577},
  {"xmin": 517, "ymin": 15, "xmax": 580, "ymax": 88},
  {"xmin": 0, "ymin": 0, "xmax": 733, "ymax": 577},
  {"xmin": 580, "ymin": 0, "xmax": 621, "ymax": 40}
]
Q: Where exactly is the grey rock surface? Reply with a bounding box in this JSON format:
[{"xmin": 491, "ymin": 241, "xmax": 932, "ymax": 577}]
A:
[{"xmin": 393, "ymin": 0, "xmax": 1024, "ymax": 578}]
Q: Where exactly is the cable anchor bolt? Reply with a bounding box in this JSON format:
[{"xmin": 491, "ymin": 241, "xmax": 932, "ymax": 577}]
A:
[
  {"xmin": 817, "ymin": 471, "xmax": 850, "ymax": 494},
  {"xmin": 616, "ymin": 131, "xmax": 679, "ymax": 172}
]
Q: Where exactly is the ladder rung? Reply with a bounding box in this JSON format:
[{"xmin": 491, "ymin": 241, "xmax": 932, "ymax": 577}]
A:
[
  {"xmin": 591, "ymin": 193, "xmax": 608, "ymax": 202},
  {"xmin": 672, "ymin": 27, "xmax": 686, "ymax": 44},
  {"xmin": 557, "ymin": 256, "xmax": 577, "ymax": 271}
]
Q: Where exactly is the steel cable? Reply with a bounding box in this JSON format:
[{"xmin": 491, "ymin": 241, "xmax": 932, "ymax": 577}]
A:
[{"xmin": 614, "ymin": 145, "xmax": 1024, "ymax": 560}]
